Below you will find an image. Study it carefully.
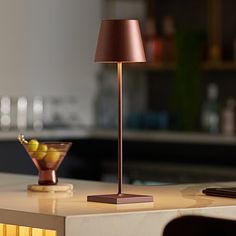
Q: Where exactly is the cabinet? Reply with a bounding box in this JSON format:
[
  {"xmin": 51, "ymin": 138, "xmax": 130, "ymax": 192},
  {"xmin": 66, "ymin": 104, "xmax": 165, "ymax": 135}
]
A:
[
  {"xmin": 104, "ymin": 0, "xmax": 236, "ymax": 69},
  {"xmin": 100, "ymin": 0, "xmax": 236, "ymax": 133}
]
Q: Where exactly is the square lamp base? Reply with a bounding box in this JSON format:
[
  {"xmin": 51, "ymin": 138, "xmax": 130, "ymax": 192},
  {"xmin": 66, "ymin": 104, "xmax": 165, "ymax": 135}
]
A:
[{"xmin": 87, "ymin": 193, "xmax": 153, "ymax": 204}]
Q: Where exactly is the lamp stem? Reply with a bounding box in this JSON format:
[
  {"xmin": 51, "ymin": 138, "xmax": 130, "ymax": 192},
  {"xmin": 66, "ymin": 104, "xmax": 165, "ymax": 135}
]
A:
[{"xmin": 117, "ymin": 62, "xmax": 123, "ymax": 195}]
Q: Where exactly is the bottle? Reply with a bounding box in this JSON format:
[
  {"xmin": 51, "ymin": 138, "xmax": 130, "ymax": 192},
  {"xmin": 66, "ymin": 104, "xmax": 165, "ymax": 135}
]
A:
[
  {"xmin": 143, "ymin": 17, "xmax": 162, "ymax": 63},
  {"xmin": 95, "ymin": 71, "xmax": 117, "ymax": 128},
  {"xmin": 221, "ymin": 98, "xmax": 235, "ymax": 136},
  {"xmin": 162, "ymin": 15, "xmax": 175, "ymax": 63},
  {"xmin": 201, "ymin": 83, "xmax": 219, "ymax": 134},
  {"xmin": 208, "ymin": 44, "xmax": 221, "ymax": 63},
  {"xmin": 0, "ymin": 96, "xmax": 11, "ymax": 130},
  {"xmin": 233, "ymin": 39, "xmax": 236, "ymax": 63},
  {"xmin": 17, "ymin": 96, "xmax": 28, "ymax": 130},
  {"xmin": 33, "ymin": 96, "xmax": 43, "ymax": 130}
]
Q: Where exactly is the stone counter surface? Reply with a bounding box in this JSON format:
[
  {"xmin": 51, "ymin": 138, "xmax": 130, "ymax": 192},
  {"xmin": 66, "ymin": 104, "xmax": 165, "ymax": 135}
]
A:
[{"xmin": 0, "ymin": 173, "xmax": 236, "ymax": 235}]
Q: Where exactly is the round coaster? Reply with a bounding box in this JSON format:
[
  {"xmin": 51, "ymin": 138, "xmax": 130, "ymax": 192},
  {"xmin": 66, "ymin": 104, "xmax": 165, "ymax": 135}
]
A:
[{"xmin": 27, "ymin": 183, "xmax": 73, "ymax": 192}]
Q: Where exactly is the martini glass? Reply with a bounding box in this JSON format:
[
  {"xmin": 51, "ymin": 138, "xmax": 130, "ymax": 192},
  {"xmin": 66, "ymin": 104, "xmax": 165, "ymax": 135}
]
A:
[{"xmin": 23, "ymin": 142, "xmax": 72, "ymax": 185}]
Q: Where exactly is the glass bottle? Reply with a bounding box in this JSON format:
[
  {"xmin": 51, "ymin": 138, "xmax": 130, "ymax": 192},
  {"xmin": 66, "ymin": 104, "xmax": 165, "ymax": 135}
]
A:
[
  {"xmin": 221, "ymin": 98, "xmax": 235, "ymax": 136},
  {"xmin": 143, "ymin": 17, "xmax": 162, "ymax": 63},
  {"xmin": 162, "ymin": 15, "xmax": 175, "ymax": 63},
  {"xmin": 33, "ymin": 96, "xmax": 43, "ymax": 130},
  {"xmin": 0, "ymin": 96, "xmax": 11, "ymax": 130},
  {"xmin": 201, "ymin": 83, "xmax": 219, "ymax": 134}
]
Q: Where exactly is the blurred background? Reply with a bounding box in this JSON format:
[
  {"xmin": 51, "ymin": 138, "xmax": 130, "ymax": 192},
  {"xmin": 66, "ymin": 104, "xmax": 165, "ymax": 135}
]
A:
[{"xmin": 1, "ymin": 0, "xmax": 236, "ymax": 185}]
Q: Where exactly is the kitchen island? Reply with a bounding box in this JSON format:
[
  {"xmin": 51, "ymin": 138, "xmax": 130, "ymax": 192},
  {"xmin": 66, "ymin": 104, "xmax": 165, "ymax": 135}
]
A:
[{"xmin": 0, "ymin": 173, "xmax": 236, "ymax": 236}]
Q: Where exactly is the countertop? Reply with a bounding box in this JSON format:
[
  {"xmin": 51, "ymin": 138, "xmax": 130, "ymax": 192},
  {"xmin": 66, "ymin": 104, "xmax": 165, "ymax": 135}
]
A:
[
  {"xmin": 1, "ymin": 173, "xmax": 236, "ymax": 235},
  {"xmin": 0, "ymin": 173, "xmax": 236, "ymax": 216}
]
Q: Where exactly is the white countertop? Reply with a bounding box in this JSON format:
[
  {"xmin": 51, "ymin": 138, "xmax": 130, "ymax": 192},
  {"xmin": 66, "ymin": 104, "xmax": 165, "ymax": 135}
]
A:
[
  {"xmin": 0, "ymin": 173, "xmax": 235, "ymax": 217},
  {"xmin": 1, "ymin": 173, "xmax": 236, "ymax": 236}
]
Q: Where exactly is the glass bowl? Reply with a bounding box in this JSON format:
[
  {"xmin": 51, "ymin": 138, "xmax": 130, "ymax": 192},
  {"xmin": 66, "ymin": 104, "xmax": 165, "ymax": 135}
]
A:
[{"xmin": 23, "ymin": 142, "xmax": 72, "ymax": 185}]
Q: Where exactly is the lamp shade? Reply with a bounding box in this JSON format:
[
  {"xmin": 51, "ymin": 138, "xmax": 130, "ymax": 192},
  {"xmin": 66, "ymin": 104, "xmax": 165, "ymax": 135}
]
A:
[{"xmin": 95, "ymin": 19, "xmax": 146, "ymax": 63}]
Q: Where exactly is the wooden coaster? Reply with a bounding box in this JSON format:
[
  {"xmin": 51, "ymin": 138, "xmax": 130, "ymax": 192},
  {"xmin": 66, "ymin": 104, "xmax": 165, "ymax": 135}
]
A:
[{"xmin": 27, "ymin": 183, "xmax": 73, "ymax": 192}]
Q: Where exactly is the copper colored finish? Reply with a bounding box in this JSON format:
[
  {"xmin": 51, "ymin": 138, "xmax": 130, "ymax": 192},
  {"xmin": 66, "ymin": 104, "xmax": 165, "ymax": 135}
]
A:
[
  {"xmin": 117, "ymin": 62, "xmax": 122, "ymax": 194},
  {"xmin": 88, "ymin": 19, "xmax": 153, "ymax": 204},
  {"xmin": 95, "ymin": 19, "xmax": 146, "ymax": 63},
  {"xmin": 87, "ymin": 193, "xmax": 153, "ymax": 204}
]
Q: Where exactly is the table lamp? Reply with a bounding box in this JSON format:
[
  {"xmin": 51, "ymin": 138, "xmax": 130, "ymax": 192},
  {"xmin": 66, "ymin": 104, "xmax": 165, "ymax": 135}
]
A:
[{"xmin": 87, "ymin": 19, "xmax": 153, "ymax": 204}]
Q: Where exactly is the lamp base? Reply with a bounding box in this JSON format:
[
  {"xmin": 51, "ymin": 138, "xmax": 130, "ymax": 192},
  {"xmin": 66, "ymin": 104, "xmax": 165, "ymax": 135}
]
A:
[{"xmin": 87, "ymin": 193, "xmax": 153, "ymax": 204}]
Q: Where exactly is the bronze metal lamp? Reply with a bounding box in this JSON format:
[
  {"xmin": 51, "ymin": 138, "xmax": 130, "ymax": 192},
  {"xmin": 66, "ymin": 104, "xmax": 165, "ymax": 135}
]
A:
[{"xmin": 87, "ymin": 19, "xmax": 153, "ymax": 204}]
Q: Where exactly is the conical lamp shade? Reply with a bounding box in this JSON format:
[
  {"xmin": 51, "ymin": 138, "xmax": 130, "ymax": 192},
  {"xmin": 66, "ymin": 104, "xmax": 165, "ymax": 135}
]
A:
[{"xmin": 95, "ymin": 19, "xmax": 146, "ymax": 63}]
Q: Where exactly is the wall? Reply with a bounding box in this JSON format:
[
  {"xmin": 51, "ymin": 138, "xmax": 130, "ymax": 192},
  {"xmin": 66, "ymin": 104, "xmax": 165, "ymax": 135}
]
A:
[{"xmin": 0, "ymin": 0, "xmax": 101, "ymax": 125}]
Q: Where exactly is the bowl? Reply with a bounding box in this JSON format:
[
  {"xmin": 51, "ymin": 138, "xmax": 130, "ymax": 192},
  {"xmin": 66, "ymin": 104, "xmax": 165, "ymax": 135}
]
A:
[{"xmin": 23, "ymin": 142, "xmax": 72, "ymax": 185}]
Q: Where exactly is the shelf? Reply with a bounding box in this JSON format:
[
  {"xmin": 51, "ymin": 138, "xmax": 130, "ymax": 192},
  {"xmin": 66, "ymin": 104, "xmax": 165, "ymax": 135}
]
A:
[
  {"xmin": 2, "ymin": 128, "xmax": 236, "ymax": 145},
  {"xmin": 125, "ymin": 63, "xmax": 175, "ymax": 72},
  {"xmin": 0, "ymin": 128, "xmax": 90, "ymax": 141},
  {"xmin": 202, "ymin": 62, "xmax": 236, "ymax": 71},
  {"xmin": 105, "ymin": 63, "xmax": 174, "ymax": 72},
  {"xmin": 91, "ymin": 129, "xmax": 236, "ymax": 146},
  {"xmin": 105, "ymin": 62, "xmax": 236, "ymax": 72}
]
